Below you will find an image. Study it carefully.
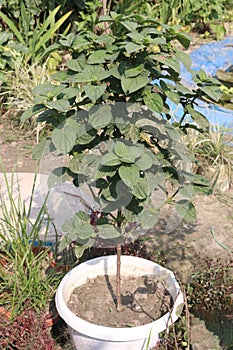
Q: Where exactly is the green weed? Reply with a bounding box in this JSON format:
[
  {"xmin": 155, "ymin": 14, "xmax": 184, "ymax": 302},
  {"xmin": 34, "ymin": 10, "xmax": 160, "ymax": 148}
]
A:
[{"xmin": 0, "ymin": 159, "xmax": 60, "ymax": 318}]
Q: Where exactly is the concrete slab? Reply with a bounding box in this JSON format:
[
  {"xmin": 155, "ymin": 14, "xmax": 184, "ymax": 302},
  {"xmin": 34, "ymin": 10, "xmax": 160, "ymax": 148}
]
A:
[{"xmin": 0, "ymin": 172, "xmax": 98, "ymax": 245}]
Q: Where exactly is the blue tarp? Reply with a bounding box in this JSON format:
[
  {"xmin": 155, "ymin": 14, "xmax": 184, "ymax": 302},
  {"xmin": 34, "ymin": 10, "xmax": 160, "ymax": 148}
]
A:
[{"xmin": 171, "ymin": 36, "xmax": 233, "ymax": 128}]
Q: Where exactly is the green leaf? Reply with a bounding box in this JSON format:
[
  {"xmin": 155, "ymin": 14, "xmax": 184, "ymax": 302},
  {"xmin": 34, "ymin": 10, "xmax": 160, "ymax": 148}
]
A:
[
  {"xmin": 32, "ymin": 138, "xmax": 55, "ymax": 160},
  {"xmin": 71, "ymin": 65, "xmax": 110, "ymax": 83},
  {"xmin": 94, "ymin": 34, "xmax": 115, "ymax": 46},
  {"xmin": 136, "ymin": 152, "xmax": 153, "ymax": 170},
  {"xmin": 21, "ymin": 104, "xmax": 45, "ymax": 123},
  {"xmin": 51, "ymin": 71, "xmax": 69, "ymax": 82},
  {"xmin": 69, "ymin": 154, "xmax": 100, "ymax": 176},
  {"xmin": 175, "ymin": 50, "xmax": 192, "ymax": 70},
  {"xmin": 121, "ymin": 71, "xmax": 148, "ymax": 94},
  {"xmin": 179, "ymin": 184, "xmax": 194, "ymax": 198},
  {"xmin": 101, "ymin": 153, "xmax": 121, "ymax": 166},
  {"xmin": 52, "ymin": 121, "xmax": 77, "ymax": 154},
  {"xmin": 199, "ymin": 86, "xmax": 221, "ymax": 102},
  {"xmin": 77, "ymin": 222, "xmax": 96, "ymax": 239},
  {"xmin": 34, "ymin": 9, "xmax": 72, "ymax": 56},
  {"xmin": 191, "ymin": 174, "xmax": 212, "ymax": 195},
  {"xmin": 87, "ymin": 50, "xmax": 107, "ymax": 64},
  {"xmin": 127, "ymin": 31, "xmax": 144, "ymax": 42},
  {"xmin": 62, "ymin": 87, "xmax": 80, "ymax": 99},
  {"xmin": 210, "ymin": 23, "xmax": 226, "ymax": 40},
  {"xmin": 186, "ymin": 105, "xmax": 209, "ymax": 130},
  {"xmin": 97, "ymin": 225, "xmax": 121, "ymax": 239},
  {"xmin": 119, "ymin": 164, "xmax": 140, "ymax": 187},
  {"xmin": 155, "ymin": 56, "xmax": 180, "ymax": 74},
  {"xmin": 114, "ymin": 143, "xmax": 138, "ymax": 163},
  {"xmin": 132, "ymin": 177, "xmax": 149, "ymax": 199},
  {"xmin": 198, "ymin": 69, "xmax": 208, "ymax": 81},
  {"xmin": 192, "ymin": 173, "xmax": 211, "ymax": 186},
  {"xmin": 105, "ymin": 49, "xmax": 120, "ymax": 62},
  {"xmin": 0, "ymin": 32, "xmax": 12, "ymax": 45},
  {"xmin": 96, "ymin": 165, "xmax": 117, "ymax": 178},
  {"xmin": 175, "ymin": 33, "xmax": 191, "ymax": 49},
  {"xmin": 76, "ymin": 211, "xmax": 90, "ymax": 221},
  {"xmin": 193, "ymin": 183, "xmax": 212, "ymax": 196},
  {"xmin": 8, "ymin": 42, "xmax": 28, "ymax": 53},
  {"xmin": 74, "ymin": 245, "xmax": 87, "ymax": 258},
  {"xmin": 46, "ymin": 99, "xmax": 70, "ymax": 112},
  {"xmin": 33, "ymin": 84, "xmax": 66, "ymax": 99},
  {"xmin": 139, "ymin": 208, "xmax": 159, "ymax": 229},
  {"xmin": 121, "ymin": 20, "xmax": 138, "ymax": 31},
  {"xmin": 126, "ymin": 42, "xmax": 144, "ymax": 53},
  {"xmin": 164, "ymin": 90, "xmax": 180, "ymax": 104},
  {"xmin": 98, "ymin": 15, "xmax": 112, "ymax": 22},
  {"xmin": 47, "ymin": 167, "xmax": 70, "ymax": 188},
  {"xmin": 33, "ymin": 83, "xmax": 56, "ymax": 96},
  {"xmin": 0, "ymin": 11, "xmax": 25, "ymax": 45},
  {"xmin": 114, "ymin": 141, "xmax": 128, "ymax": 158},
  {"xmin": 89, "ymin": 104, "xmax": 112, "ymax": 128},
  {"xmin": 36, "ymin": 6, "xmax": 60, "ymax": 39},
  {"xmin": 59, "ymin": 235, "xmax": 72, "ymax": 252},
  {"xmin": 120, "ymin": 124, "xmax": 140, "ymax": 142},
  {"xmin": 67, "ymin": 54, "xmax": 86, "ymax": 72},
  {"xmin": 144, "ymin": 92, "xmax": 163, "ymax": 113},
  {"xmin": 76, "ymin": 125, "xmax": 97, "ymax": 145},
  {"xmin": 124, "ymin": 64, "xmax": 144, "ymax": 78},
  {"xmin": 62, "ymin": 215, "xmax": 95, "ymax": 239},
  {"xmin": 175, "ymin": 200, "xmax": 196, "ymax": 223},
  {"xmin": 84, "ymin": 83, "xmax": 106, "ymax": 103},
  {"xmin": 96, "ymin": 178, "xmax": 108, "ymax": 189}
]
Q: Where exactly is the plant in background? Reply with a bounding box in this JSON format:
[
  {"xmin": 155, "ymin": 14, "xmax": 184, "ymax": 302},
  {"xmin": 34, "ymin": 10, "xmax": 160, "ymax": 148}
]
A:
[
  {"xmin": 181, "ymin": 0, "xmax": 226, "ymax": 39},
  {"xmin": 184, "ymin": 123, "xmax": 233, "ymax": 191},
  {"xmin": 140, "ymin": 0, "xmax": 227, "ymax": 39},
  {"xmin": 74, "ymin": 0, "xmax": 102, "ymax": 33},
  {"xmin": 187, "ymin": 257, "xmax": 233, "ymax": 313},
  {"xmin": 24, "ymin": 13, "xmax": 220, "ymax": 311},
  {"xmin": 0, "ymin": 306, "xmax": 56, "ymax": 350},
  {"xmin": 0, "ymin": 4, "xmax": 72, "ymax": 64},
  {"xmin": 3, "ymin": 58, "xmax": 61, "ymax": 140},
  {"xmin": 216, "ymin": 66, "xmax": 233, "ymax": 111},
  {"xmin": 141, "ymin": 0, "xmax": 184, "ymax": 26},
  {"xmin": 0, "ymin": 3, "xmax": 71, "ymax": 134},
  {"xmin": 193, "ymin": 125, "xmax": 233, "ymax": 167},
  {"xmin": 0, "ymin": 160, "xmax": 60, "ymax": 318}
]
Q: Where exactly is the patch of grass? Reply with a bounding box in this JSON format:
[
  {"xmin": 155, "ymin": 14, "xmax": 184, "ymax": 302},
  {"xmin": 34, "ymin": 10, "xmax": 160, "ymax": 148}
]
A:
[
  {"xmin": 187, "ymin": 257, "xmax": 233, "ymax": 313},
  {"xmin": 0, "ymin": 159, "xmax": 61, "ymax": 318},
  {"xmin": 183, "ymin": 124, "xmax": 233, "ymax": 191},
  {"xmin": 0, "ymin": 306, "xmax": 56, "ymax": 350}
]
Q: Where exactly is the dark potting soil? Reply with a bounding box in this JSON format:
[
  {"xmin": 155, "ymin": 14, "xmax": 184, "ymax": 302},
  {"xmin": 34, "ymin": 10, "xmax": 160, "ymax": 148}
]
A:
[{"xmin": 67, "ymin": 275, "xmax": 173, "ymax": 328}]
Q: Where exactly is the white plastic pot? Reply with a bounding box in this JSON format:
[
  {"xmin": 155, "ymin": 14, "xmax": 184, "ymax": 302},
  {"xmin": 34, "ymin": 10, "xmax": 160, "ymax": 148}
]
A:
[{"xmin": 55, "ymin": 255, "xmax": 184, "ymax": 350}]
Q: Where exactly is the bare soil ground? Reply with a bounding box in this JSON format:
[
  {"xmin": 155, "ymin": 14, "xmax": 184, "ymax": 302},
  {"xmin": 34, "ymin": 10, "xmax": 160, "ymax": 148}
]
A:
[{"xmin": 0, "ymin": 111, "xmax": 37, "ymax": 173}]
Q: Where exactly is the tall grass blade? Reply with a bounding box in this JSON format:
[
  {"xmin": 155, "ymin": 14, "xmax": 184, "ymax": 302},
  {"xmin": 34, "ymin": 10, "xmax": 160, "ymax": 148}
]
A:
[
  {"xmin": 0, "ymin": 11, "xmax": 25, "ymax": 45},
  {"xmin": 36, "ymin": 5, "xmax": 61, "ymax": 39},
  {"xmin": 0, "ymin": 158, "xmax": 60, "ymax": 317},
  {"xmin": 211, "ymin": 227, "xmax": 233, "ymax": 252},
  {"xmin": 145, "ymin": 328, "xmax": 153, "ymax": 350},
  {"xmin": 35, "ymin": 9, "xmax": 73, "ymax": 54}
]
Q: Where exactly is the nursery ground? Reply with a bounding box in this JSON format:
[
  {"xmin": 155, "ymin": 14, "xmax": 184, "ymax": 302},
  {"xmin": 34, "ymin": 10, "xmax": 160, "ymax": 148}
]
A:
[{"xmin": 0, "ymin": 111, "xmax": 233, "ymax": 349}]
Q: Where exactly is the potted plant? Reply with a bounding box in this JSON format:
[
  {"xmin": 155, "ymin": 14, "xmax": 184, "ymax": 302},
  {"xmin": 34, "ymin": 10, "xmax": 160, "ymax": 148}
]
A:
[{"xmin": 24, "ymin": 12, "xmax": 220, "ymax": 349}]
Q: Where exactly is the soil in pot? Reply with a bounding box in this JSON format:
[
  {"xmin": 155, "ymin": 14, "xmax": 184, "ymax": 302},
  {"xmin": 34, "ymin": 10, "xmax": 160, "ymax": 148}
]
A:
[{"xmin": 67, "ymin": 274, "xmax": 173, "ymax": 328}]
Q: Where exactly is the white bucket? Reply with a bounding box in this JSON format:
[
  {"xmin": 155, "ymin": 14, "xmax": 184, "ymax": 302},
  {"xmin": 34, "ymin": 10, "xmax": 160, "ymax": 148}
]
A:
[{"xmin": 55, "ymin": 255, "xmax": 184, "ymax": 350}]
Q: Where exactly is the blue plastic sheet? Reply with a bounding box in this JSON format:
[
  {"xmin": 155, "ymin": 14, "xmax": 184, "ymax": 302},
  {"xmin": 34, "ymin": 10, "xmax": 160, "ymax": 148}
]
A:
[{"xmin": 171, "ymin": 37, "xmax": 233, "ymax": 128}]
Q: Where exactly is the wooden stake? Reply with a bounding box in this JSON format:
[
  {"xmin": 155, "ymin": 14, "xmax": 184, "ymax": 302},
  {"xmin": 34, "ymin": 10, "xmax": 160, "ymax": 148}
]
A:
[{"xmin": 116, "ymin": 243, "xmax": 122, "ymax": 311}]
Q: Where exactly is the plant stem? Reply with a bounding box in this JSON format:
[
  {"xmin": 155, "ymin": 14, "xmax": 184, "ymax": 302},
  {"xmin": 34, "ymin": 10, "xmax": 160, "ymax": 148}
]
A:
[{"xmin": 116, "ymin": 243, "xmax": 122, "ymax": 311}]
